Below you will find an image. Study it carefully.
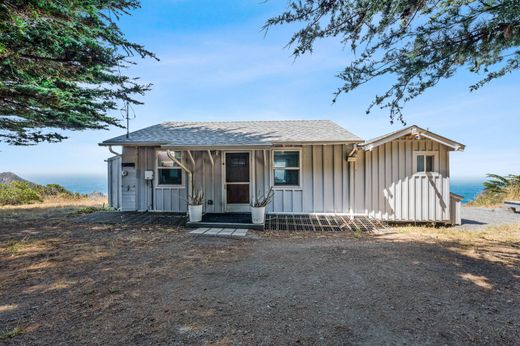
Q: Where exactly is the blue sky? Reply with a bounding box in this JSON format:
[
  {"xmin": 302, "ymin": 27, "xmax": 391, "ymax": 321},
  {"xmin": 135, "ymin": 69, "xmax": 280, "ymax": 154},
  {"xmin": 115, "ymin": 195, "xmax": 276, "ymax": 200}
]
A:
[{"xmin": 1, "ymin": 0, "xmax": 519, "ymax": 179}]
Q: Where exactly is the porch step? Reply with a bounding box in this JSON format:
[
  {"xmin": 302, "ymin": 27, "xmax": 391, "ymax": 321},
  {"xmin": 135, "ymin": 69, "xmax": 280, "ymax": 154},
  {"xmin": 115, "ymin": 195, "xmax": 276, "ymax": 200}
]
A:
[
  {"xmin": 186, "ymin": 221, "xmax": 263, "ymax": 230},
  {"xmin": 189, "ymin": 227, "xmax": 249, "ymax": 237}
]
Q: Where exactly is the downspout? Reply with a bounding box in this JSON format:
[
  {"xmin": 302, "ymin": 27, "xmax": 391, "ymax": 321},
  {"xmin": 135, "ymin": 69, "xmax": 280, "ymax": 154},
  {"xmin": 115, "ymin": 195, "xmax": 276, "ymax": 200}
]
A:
[
  {"xmin": 108, "ymin": 145, "xmax": 122, "ymax": 157},
  {"xmin": 167, "ymin": 150, "xmax": 193, "ymax": 197}
]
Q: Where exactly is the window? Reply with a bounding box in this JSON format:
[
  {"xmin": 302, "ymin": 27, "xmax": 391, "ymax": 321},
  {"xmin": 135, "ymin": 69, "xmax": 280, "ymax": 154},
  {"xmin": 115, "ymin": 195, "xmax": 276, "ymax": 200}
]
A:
[
  {"xmin": 415, "ymin": 152, "xmax": 436, "ymax": 173},
  {"xmin": 273, "ymin": 150, "xmax": 300, "ymax": 187},
  {"xmin": 157, "ymin": 151, "xmax": 183, "ymax": 185}
]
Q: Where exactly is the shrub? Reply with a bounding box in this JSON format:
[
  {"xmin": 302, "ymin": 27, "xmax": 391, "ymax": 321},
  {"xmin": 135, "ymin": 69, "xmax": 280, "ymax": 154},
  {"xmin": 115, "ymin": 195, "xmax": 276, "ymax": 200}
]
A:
[
  {"xmin": 42, "ymin": 184, "xmax": 72, "ymax": 196},
  {"xmin": 469, "ymin": 174, "xmax": 520, "ymax": 207},
  {"xmin": 0, "ymin": 181, "xmax": 78, "ymax": 206},
  {"xmin": 0, "ymin": 181, "xmax": 43, "ymax": 205}
]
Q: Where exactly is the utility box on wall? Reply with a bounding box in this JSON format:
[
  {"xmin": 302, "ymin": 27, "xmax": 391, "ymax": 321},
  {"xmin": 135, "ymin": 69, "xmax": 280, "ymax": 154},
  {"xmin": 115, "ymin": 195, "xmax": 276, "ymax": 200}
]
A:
[{"xmin": 144, "ymin": 170, "xmax": 154, "ymax": 180}]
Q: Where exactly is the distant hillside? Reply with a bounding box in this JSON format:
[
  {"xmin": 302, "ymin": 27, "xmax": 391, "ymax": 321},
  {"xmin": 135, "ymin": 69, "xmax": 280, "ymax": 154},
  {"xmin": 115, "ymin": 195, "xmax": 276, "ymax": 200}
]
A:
[{"xmin": 0, "ymin": 172, "xmax": 32, "ymax": 185}]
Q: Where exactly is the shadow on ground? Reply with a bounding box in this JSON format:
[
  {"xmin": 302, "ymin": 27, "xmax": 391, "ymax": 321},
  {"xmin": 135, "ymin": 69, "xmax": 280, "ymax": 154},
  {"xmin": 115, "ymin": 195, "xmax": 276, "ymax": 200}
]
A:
[{"xmin": 0, "ymin": 207, "xmax": 519, "ymax": 345}]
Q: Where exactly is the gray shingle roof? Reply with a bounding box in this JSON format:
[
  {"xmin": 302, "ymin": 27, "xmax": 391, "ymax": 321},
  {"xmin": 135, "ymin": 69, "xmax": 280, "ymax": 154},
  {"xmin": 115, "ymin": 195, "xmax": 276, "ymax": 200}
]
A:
[{"xmin": 100, "ymin": 120, "xmax": 362, "ymax": 146}]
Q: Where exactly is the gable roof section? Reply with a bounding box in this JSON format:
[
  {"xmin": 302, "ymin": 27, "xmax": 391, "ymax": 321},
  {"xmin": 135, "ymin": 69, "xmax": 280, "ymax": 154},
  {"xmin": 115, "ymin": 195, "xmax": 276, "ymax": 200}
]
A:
[
  {"xmin": 362, "ymin": 125, "xmax": 465, "ymax": 151},
  {"xmin": 100, "ymin": 120, "xmax": 363, "ymax": 147}
]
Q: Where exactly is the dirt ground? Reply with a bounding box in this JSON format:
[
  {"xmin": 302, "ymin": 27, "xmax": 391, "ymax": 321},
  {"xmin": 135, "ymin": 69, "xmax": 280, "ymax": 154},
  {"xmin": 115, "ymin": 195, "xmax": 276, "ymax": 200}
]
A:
[{"xmin": 1, "ymin": 207, "xmax": 519, "ymax": 345}]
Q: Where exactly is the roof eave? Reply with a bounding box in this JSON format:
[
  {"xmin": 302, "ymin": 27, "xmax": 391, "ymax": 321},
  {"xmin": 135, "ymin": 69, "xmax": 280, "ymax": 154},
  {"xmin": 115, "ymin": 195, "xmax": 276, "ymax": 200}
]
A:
[
  {"xmin": 362, "ymin": 126, "xmax": 465, "ymax": 152},
  {"xmin": 99, "ymin": 141, "xmax": 168, "ymax": 147}
]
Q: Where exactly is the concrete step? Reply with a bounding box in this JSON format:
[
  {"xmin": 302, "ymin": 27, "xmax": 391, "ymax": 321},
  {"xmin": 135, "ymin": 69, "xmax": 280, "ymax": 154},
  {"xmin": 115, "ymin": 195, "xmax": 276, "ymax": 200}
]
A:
[{"xmin": 186, "ymin": 221, "xmax": 263, "ymax": 230}]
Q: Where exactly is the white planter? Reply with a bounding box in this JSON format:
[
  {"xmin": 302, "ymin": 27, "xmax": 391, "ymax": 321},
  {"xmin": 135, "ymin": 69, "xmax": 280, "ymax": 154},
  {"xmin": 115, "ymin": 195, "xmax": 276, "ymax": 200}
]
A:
[
  {"xmin": 188, "ymin": 205, "xmax": 203, "ymax": 222},
  {"xmin": 251, "ymin": 206, "xmax": 266, "ymax": 224}
]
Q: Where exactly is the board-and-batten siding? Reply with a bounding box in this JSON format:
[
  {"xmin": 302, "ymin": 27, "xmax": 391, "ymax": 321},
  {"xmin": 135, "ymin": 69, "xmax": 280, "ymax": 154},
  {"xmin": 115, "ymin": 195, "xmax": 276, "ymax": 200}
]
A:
[
  {"xmin": 267, "ymin": 145, "xmax": 349, "ymax": 213},
  {"xmin": 107, "ymin": 156, "xmax": 121, "ymax": 209},
  {"xmin": 117, "ymin": 139, "xmax": 451, "ymax": 221},
  {"xmin": 122, "ymin": 145, "xmax": 352, "ymax": 214},
  {"xmin": 121, "ymin": 147, "xmax": 137, "ymax": 211},
  {"xmin": 352, "ymin": 139, "xmax": 450, "ymax": 222}
]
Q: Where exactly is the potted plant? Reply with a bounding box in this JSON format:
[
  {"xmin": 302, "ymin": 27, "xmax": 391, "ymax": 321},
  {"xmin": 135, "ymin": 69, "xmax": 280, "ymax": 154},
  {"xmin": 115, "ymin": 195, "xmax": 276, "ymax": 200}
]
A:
[
  {"xmin": 188, "ymin": 190, "xmax": 204, "ymax": 222},
  {"xmin": 251, "ymin": 187, "xmax": 274, "ymax": 224}
]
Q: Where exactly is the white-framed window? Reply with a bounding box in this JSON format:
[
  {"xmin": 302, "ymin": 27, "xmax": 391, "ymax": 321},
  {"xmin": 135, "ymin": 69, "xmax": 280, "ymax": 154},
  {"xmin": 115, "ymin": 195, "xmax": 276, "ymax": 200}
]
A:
[
  {"xmin": 272, "ymin": 149, "xmax": 301, "ymax": 188},
  {"xmin": 413, "ymin": 151, "xmax": 438, "ymax": 174},
  {"xmin": 156, "ymin": 150, "xmax": 183, "ymax": 186}
]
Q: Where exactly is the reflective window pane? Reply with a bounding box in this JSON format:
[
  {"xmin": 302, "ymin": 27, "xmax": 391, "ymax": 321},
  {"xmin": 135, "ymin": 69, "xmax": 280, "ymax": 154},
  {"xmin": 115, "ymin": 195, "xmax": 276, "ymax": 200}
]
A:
[
  {"xmin": 426, "ymin": 155, "xmax": 434, "ymax": 172},
  {"xmin": 274, "ymin": 151, "xmax": 299, "ymax": 168},
  {"xmin": 274, "ymin": 169, "xmax": 299, "ymax": 186},
  {"xmin": 417, "ymin": 155, "xmax": 425, "ymax": 172},
  {"xmin": 158, "ymin": 168, "xmax": 182, "ymax": 185},
  {"xmin": 157, "ymin": 151, "xmax": 181, "ymax": 168},
  {"xmin": 226, "ymin": 153, "xmax": 249, "ymax": 183}
]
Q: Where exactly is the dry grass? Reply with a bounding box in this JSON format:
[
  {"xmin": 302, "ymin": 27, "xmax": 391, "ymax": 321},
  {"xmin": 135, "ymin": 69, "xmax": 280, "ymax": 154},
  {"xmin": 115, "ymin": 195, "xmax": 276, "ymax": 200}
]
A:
[
  {"xmin": 0, "ymin": 196, "xmax": 107, "ymax": 210},
  {"xmin": 380, "ymin": 223, "xmax": 520, "ymax": 266},
  {"xmin": 468, "ymin": 185, "xmax": 520, "ymax": 207},
  {"xmin": 0, "ymin": 196, "xmax": 107, "ymax": 222}
]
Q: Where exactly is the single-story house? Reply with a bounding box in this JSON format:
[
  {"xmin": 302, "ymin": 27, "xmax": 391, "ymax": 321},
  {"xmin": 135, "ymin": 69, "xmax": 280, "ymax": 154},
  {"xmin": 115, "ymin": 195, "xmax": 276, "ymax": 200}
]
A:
[{"xmin": 100, "ymin": 120, "xmax": 464, "ymax": 224}]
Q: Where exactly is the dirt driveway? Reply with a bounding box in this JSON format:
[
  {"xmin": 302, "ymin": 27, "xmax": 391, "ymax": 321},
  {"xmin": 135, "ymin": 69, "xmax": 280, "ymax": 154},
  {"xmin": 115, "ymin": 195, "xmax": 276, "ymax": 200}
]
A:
[{"xmin": 1, "ymin": 208, "xmax": 519, "ymax": 345}]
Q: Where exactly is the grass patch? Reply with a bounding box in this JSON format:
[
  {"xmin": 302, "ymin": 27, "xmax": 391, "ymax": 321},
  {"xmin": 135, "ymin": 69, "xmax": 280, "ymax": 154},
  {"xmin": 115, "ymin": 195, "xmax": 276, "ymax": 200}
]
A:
[
  {"xmin": 0, "ymin": 326, "xmax": 24, "ymax": 339},
  {"xmin": 468, "ymin": 174, "xmax": 520, "ymax": 207},
  {"xmin": 384, "ymin": 224, "xmax": 520, "ymax": 266},
  {"xmin": 75, "ymin": 204, "xmax": 113, "ymax": 215},
  {"xmin": 5, "ymin": 239, "xmax": 23, "ymax": 256}
]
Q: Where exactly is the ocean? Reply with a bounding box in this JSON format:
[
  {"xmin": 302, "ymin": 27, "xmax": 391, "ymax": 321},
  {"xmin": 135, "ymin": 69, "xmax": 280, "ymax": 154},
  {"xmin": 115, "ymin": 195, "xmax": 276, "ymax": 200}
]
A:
[
  {"xmin": 23, "ymin": 174, "xmax": 485, "ymax": 204},
  {"xmin": 24, "ymin": 174, "xmax": 107, "ymax": 196},
  {"xmin": 450, "ymin": 178, "xmax": 485, "ymax": 203}
]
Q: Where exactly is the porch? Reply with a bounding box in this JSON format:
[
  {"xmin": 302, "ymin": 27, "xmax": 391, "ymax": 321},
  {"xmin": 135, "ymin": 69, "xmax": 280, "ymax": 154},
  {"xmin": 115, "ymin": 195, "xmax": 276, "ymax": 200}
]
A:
[
  {"xmin": 76, "ymin": 211, "xmax": 386, "ymax": 232},
  {"xmin": 187, "ymin": 213, "xmax": 386, "ymax": 232}
]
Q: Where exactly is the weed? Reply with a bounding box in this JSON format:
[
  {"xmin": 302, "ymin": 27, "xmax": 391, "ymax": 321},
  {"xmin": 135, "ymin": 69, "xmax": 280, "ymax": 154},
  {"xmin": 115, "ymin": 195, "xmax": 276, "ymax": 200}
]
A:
[
  {"xmin": 75, "ymin": 204, "xmax": 112, "ymax": 214},
  {"xmin": 0, "ymin": 326, "xmax": 24, "ymax": 339},
  {"xmin": 5, "ymin": 239, "xmax": 23, "ymax": 256}
]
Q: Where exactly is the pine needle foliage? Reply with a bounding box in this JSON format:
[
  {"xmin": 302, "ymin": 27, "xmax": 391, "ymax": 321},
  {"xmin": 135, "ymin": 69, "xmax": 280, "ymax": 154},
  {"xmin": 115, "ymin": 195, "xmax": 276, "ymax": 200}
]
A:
[
  {"xmin": 265, "ymin": 0, "xmax": 520, "ymax": 123},
  {"xmin": 0, "ymin": 0, "xmax": 157, "ymax": 145}
]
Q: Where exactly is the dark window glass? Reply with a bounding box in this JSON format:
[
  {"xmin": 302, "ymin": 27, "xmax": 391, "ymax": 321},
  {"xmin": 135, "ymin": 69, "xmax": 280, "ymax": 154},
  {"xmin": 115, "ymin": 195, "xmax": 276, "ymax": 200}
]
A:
[
  {"xmin": 417, "ymin": 155, "xmax": 425, "ymax": 172},
  {"xmin": 274, "ymin": 151, "xmax": 299, "ymax": 168},
  {"xmin": 426, "ymin": 155, "xmax": 434, "ymax": 172},
  {"xmin": 274, "ymin": 169, "xmax": 299, "ymax": 186},
  {"xmin": 226, "ymin": 184, "xmax": 250, "ymax": 204},
  {"xmin": 226, "ymin": 153, "xmax": 249, "ymax": 183},
  {"xmin": 158, "ymin": 168, "xmax": 182, "ymax": 185}
]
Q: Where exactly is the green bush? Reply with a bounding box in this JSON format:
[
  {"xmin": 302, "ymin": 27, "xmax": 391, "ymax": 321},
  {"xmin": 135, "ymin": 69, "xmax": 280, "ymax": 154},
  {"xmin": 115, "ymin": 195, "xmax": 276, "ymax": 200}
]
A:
[
  {"xmin": 41, "ymin": 184, "xmax": 70, "ymax": 196},
  {"xmin": 0, "ymin": 181, "xmax": 78, "ymax": 206},
  {"xmin": 0, "ymin": 181, "xmax": 43, "ymax": 206},
  {"xmin": 469, "ymin": 174, "xmax": 520, "ymax": 207}
]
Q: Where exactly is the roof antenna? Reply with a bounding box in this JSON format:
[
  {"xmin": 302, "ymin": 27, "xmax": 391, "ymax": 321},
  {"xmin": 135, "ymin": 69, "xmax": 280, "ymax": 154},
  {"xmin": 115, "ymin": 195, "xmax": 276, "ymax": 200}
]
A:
[{"xmin": 121, "ymin": 101, "xmax": 136, "ymax": 139}]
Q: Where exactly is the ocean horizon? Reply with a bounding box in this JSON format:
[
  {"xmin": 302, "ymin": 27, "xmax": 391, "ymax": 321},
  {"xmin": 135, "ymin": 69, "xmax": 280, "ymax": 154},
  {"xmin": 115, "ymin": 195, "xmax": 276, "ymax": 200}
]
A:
[{"xmin": 22, "ymin": 174, "xmax": 486, "ymax": 204}]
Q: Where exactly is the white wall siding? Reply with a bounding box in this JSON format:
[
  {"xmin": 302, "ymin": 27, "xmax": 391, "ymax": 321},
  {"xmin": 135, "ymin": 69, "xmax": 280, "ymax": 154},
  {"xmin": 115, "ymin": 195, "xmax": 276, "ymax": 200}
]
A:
[
  {"xmin": 107, "ymin": 156, "xmax": 121, "ymax": 209},
  {"xmin": 113, "ymin": 139, "xmax": 452, "ymax": 222},
  {"xmin": 269, "ymin": 145, "xmax": 350, "ymax": 214},
  {"xmin": 353, "ymin": 139, "xmax": 450, "ymax": 222},
  {"xmin": 121, "ymin": 147, "xmax": 137, "ymax": 211}
]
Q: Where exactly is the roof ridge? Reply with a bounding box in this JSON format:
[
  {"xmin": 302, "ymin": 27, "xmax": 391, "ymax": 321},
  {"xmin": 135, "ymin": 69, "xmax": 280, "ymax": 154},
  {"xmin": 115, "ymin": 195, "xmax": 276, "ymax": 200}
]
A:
[{"xmin": 160, "ymin": 119, "xmax": 333, "ymax": 124}]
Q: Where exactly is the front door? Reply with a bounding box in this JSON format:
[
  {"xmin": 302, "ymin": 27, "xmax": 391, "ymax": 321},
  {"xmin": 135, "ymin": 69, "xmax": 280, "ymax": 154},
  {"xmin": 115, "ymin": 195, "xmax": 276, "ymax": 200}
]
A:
[{"xmin": 224, "ymin": 152, "xmax": 251, "ymax": 212}]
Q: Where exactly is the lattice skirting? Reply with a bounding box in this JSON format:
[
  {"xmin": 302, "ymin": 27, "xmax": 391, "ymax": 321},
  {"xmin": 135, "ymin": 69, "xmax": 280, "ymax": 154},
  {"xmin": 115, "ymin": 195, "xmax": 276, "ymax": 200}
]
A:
[{"xmin": 265, "ymin": 214, "xmax": 386, "ymax": 232}]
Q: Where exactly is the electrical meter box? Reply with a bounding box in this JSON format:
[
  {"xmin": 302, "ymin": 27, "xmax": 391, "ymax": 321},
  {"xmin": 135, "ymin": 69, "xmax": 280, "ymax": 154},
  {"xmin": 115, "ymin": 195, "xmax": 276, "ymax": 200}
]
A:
[{"xmin": 144, "ymin": 170, "xmax": 154, "ymax": 180}]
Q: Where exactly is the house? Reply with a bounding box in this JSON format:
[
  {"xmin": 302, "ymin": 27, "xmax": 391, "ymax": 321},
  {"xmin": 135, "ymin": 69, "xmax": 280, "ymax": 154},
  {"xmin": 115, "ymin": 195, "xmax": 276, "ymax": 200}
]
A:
[{"xmin": 100, "ymin": 120, "xmax": 465, "ymax": 224}]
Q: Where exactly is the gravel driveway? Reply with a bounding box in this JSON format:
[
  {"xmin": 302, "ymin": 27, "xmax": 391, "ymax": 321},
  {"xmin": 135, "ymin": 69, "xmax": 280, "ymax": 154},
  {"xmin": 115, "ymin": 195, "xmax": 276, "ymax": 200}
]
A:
[{"xmin": 459, "ymin": 206, "xmax": 520, "ymax": 229}]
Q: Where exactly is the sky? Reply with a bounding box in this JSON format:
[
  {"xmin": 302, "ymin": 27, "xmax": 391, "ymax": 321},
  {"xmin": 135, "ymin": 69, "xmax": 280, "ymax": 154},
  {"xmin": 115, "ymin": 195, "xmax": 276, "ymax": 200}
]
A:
[{"xmin": 1, "ymin": 0, "xmax": 519, "ymax": 179}]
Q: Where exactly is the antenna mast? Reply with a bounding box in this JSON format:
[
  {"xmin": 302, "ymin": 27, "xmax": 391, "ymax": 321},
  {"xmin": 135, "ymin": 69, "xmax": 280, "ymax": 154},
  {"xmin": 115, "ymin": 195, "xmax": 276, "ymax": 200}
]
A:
[
  {"xmin": 125, "ymin": 101, "xmax": 130, "ymax": 139},
  {"xmin": 122, "ymin": 101, "xmax": 136, "ymax": 139}
]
